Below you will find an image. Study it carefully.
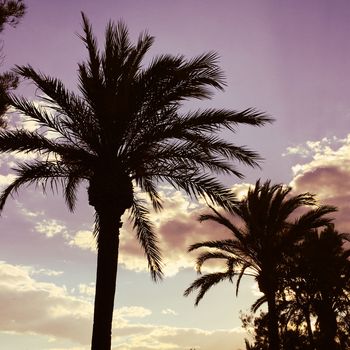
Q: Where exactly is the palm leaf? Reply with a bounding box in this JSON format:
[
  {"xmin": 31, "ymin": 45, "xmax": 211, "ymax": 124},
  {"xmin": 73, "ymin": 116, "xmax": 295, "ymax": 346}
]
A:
[
  {"xmin": 184, "ymin": 271, "xmax": 233, "ymax": 306},
  {"xmin": 251, "ymin": 295, "xmax": 267, "ymax": 313},
  {"xmin": 130, "ymin": 198, "xmax": 163, "ymax": 281},
  {"xmin": 0, "ymin": 160, "xmax": 69, "ymax": 210}
]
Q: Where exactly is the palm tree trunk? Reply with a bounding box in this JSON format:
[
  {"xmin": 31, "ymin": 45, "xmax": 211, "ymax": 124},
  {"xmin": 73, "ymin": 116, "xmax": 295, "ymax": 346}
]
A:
[
  {"xmin": 297, "ymin": 292, "xmax": 315, "ymax": 349},
  {"xmin": 304, "ymin": 308, "xmax": 315, "ymax": 350},
  {"xmin": 266, "ymin": 291, "xmax": 279, "ymax": 350},
  {"xmin": 91, "ymin": 208, "xmax": 122, "ymax": 350},
  {"xmin": 317, "ymin": 300, "xmax": 337, "ymax": 350}
]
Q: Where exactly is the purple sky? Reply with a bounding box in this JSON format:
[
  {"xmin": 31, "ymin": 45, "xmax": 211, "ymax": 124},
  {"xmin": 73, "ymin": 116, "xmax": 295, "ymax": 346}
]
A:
[{"xmin": 1, "ymin": 1, "xmax": 350, "ymax": 349}]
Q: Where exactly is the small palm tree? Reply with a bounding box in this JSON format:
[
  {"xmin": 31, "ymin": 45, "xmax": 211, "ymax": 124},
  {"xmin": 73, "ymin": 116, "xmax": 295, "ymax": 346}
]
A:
[
  {"xmin": 184, "ymin": 180, "xmax": 336, "ymax": 350},
  {"xmin": 0, "ymin": 14, "xmax": 271, "ymax": 350}
]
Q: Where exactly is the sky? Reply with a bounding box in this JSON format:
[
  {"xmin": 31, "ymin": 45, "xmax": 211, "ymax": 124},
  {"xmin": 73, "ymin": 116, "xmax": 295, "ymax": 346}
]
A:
[{"xmin": 1, "ymin": 0, "xmax": 350, "ymax": 349}]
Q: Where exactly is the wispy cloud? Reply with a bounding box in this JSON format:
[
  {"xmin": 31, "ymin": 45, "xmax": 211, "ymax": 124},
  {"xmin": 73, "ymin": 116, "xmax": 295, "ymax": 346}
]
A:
[{"xmin": 161, "ymin": 308, "xmax": 178, "ymax": 316}]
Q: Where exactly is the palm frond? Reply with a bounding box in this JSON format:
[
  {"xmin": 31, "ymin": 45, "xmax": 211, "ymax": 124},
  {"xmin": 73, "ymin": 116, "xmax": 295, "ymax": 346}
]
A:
[
  {"xmin": 64, "ymin": 175, "xmax": 82, "ymax": 212},
  {"xmin": 102, "ymin": 23, "xmax": 123, "ymax": 87},
  {"xmin": 235, "ymin": 262, "xmax": 253, "ymax": 296},
  {"xmin": 251, "ymin": 295, "xmax": 267, "ymax": 313},
  {"xmin": 79, "ymin": 12, "xmax": 101, "ymax": 82},
  {"xmin": 188, "ymin": 239, "xmax": 249, "ymax": 264},
  {"xmin": 0, "ymin": 129, "xmax": 58, "ymax": 154},
  {"xmin": 14, "ymin": 65, "xmax": 89, "ymax": 122},
  {"xmin": 129, "ymin": 139, "xmax": 248, "ymax": 179},
  {"xmin": 275, "ymin": 192, "xmax": 316, "ymax": 223},
  {"xmin": 195, "ymin": 250, "xmax": 236, "ymax": 273},
  {"xmin": 176, "ymin": 133, "xmax": 263, "ymax": 168},
  {"xmin": 135, "ymin": 176, "xmax": 163, "ymax": 211},
  {"xmin": 199, "ymin": 205, "xmax": 244, "ymax": 241},
  {"xmin": 291, "ymin": 205, "xmax": 337, "ymax": 235},
  {"xmin": 177, "ymin": 108, "xmax": 272, "ymax": 133},
  {"xmin": 137, "ymin": 52, "xmax": 225, "ymax": 110},
  {"xmin": 163, "ymin": 173, "xmax": 237, "ymax": 213},
  {"xmin": 9, "ymin": 94, "xmax": 65, "ymax": 135},
  {"xmin": 0, "ymin": 160, "xmax": 69, "ymax": 211},
  {"xmin": 184, "ymin": 272, "xmax": 233, "ymax": 306},
  {"xmin": 0, "ymin": 129, "xmax": 96, "ymax": 174},
  {"xmin": 130, "ymin": 198, "xmax": 163, "ymax": 281},
  {"xmin": 124, "ymin": 30, "xmax": 154, "ymax": 79},
  {"xmin": 12, "ymin": 67, "xmax": 98, "ymax": 151}
]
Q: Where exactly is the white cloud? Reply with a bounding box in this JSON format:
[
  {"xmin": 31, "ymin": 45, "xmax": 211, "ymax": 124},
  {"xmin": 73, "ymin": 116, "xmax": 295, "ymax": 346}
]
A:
[
  {"xmin": 117, "ymin": 306, "xmax": 152, "ymax": 319},
  {"xmin": 78, "ymin": 283, "xmax": 95, "ymax": 298},
  {"xmin": 30, "ymin": 268, "xmax": 64, "ymax": 277},
  {"xmin": 35, "ymin": 219, "xmax": 68, "ymax": 238},
  {"xmin": 230, "ymin": 182, "xmax": 252, "ymax": 200},
  {"xmin": 19, "ymin": 205, "xmax": 44, "ymax": 217},
  {"xmin": 68, "ymin": 230, "xmax": 96, "ymax": 251},
  {"xmin": 0, "ymin": 173, "xmax": 16, "ymax": 189},
  {"xmin": 161, "ymin": 309, "xmax": 178, "ymax": 316},
  {"xmin": 283, "ymin": 135, "xmax": 348, "ymax": 158},
  {"xmin": 282, "ymin": 144, "xmax": 310, "ymax": 158}
]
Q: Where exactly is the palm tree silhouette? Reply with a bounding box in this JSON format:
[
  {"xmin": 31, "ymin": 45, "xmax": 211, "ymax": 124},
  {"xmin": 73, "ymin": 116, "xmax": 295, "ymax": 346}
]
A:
[
  {"xmin": 184, "ymin": 180, "xmax": 336, "ymax": 350},
  {"xmin": 0, "ymin": 14, "xmax": 271, "ymax": 349},
  {"xmin": 283, "ymin": 225, "xmax": 350, "ymax": 350}
]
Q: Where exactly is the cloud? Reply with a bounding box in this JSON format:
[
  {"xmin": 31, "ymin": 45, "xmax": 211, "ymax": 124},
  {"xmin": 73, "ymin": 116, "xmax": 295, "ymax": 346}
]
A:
[
  {"xmin": 282, "ymin": 144, "xmax": 310, "ymax": 158},
  {"xmin": 35, "ymin": 219, "xmax": 68, "ymax": 238},
  {"xmin": 0, "ymin": 261, "xmax": 92, "ymax": 345},
  {"xmin": 161, "ymin": 308, "xmax": 178, "ymax": 316},
  {"xmin": 0, "ymin": 261, "xmax": 247, "ymax": 350},
  {"xmin": 282, "ymin": 136, "xmax": 347, "ymax": 158},
  {"xmin": 0, "ymin": 173, "xmax": 16, "ymax": 189},
  {"xmin": 78, "ymin": 283, "xmax": 95, "ymax": 299},
  {"xmin": 68, "ymin": 230, "xmax": 96, "ymax": 251},
  {"xmin": 31, "ymin": 268, "xmax": 64, "ymax": 277},
  {"xmin": 112, "ymin": 324, "xmax": 246, "ymax": 350},
  {"xmin": 117, "ymin": 306, "xmax": 152, "ymax": 319},
  {"xmin": 288, "ymin": 134, "xmax": 350, "ymax": 231}
]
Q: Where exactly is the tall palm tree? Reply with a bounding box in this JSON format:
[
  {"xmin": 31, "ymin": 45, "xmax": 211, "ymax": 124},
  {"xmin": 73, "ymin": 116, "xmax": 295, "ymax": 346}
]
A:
[
  {"xmin": 184, "ymin": 180, "xmax": 336, "ymax": 350},
  {"xmin": 0, "ymin": 14, "xmax": 271, "ymax": 350}
]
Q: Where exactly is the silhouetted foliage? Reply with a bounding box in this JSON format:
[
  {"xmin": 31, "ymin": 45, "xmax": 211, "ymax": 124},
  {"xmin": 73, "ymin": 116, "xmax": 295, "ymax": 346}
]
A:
[
  {"xmin": 185, "ymin": 180, "xmax": 336, "ymax": 350},
  {"xmin": 0, "ymin": 13, "xmax": 271, "ymax": 350},
  {"xmin": 0, "ymin": 0, "xmax": 26, "ymax": 123},
  {"xmin": 280, "ymin": 225, "xmax": 350, "ymax": 350},
  {"xmin": 241, "ymin": 311, "xmax": 312, "ymax": 350},
  {"xmin": 241, "ymin": 224, "xmax": 350, "ymax": 350},
  {"xmin": 0, "ymin": 0, "xmax": 25, "ymax": 31}
]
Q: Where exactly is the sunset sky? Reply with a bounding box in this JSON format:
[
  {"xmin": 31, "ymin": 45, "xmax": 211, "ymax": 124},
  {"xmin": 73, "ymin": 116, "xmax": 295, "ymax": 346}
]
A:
[{"xmin": 1, "ymin": 1, "xmax": 350, "ymax": 349}]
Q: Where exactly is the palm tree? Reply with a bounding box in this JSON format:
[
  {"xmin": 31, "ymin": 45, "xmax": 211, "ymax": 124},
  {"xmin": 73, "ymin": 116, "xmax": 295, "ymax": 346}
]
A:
[
  {"xmin": 184, "ymin": 180, "xmax": 336, "ymax": 350},
  {"xmin": 283, "ymin": 225, "xmax": 350, "ymax": 350},
  {"xmin": 0, "ymin": 14, "xmax": 271, "ymax": 350}
]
